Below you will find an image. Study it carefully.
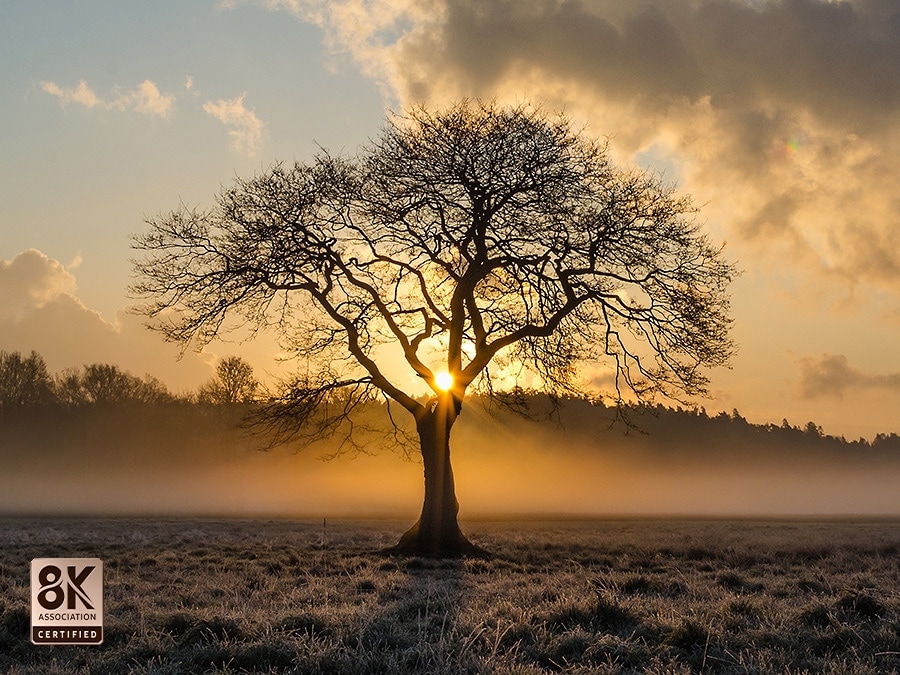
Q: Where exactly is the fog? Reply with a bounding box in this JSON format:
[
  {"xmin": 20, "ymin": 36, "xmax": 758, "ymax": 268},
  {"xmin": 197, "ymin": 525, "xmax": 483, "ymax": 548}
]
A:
[{"xmin": 1, "ymin": 402, "xmax": 897, "ymax": 518}]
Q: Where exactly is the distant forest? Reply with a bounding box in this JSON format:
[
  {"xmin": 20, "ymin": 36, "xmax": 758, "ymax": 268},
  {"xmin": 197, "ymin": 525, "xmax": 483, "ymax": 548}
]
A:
[
  {"xmin": 1, "ymin": 348, "xmax": 899, "ymax": 457},
  {"xmin": 0, "ymin": 350, "xmax": 259, "ymax": 409}
]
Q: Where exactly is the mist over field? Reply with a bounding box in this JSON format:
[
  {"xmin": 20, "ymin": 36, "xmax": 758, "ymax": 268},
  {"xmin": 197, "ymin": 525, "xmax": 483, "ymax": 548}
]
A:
[{"xmin": 1, "ymin": 399, "xmax": 897, "ymax": 518}]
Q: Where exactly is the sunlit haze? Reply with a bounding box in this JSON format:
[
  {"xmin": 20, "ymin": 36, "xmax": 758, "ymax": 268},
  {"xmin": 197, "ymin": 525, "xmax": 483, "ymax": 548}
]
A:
[{"xmin": 2, "ymin": 1, "xmax": 899, "ymax": 442}]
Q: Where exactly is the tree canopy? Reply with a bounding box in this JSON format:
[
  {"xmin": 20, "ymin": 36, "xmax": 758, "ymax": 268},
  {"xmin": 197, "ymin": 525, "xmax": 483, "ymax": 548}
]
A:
[
  {"xmin": 134, "ymin": 101, "xmax": 733, "ymax": 416},
  {"xmin": 197, "ymin": 356, "xmax": 260, "ymax": 404},
  {"xmin": 0, "ymin": 350, "xmax": 54, "ymax": 411}
]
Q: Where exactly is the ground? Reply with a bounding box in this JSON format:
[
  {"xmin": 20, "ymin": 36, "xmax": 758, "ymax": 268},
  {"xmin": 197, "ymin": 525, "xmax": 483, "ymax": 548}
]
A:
[{"xmin": 0, "ymin": 517, "xmax": 898, "ymax": 673}]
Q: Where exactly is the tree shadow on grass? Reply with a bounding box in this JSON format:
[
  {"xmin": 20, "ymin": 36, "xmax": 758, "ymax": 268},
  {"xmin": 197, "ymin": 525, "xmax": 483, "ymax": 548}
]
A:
[{"xmin": 351, "ymin": 555, "xmax": 472, "ymax": 673}]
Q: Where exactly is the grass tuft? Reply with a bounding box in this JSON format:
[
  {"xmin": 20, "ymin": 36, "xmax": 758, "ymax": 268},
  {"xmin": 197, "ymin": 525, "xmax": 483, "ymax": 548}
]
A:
[
  {"xmin": 620, "ymin": 573, "xmax": 686, "ymax": 598},
  {"xmin": 835, "ymin": 591, "xmax": 886, "ymax": 621}
]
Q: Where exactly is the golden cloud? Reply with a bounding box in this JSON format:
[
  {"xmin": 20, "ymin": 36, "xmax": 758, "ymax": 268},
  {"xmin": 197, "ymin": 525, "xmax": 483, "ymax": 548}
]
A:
[{"xmin": 263, "ymin": 0, "xmax": 900, "ymax": 298}]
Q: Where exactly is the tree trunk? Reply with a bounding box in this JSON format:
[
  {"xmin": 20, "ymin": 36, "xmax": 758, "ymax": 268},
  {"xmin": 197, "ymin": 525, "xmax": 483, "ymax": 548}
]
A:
[{"xmin": 387, "ymin": 393, "xmax": 486, "ymax": 557}]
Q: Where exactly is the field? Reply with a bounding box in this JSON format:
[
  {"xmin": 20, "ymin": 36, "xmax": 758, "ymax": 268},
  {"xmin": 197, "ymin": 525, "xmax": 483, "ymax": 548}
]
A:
[{"xmin": 0, "ymin": 518, "xmax": 898, "ymax": 674}]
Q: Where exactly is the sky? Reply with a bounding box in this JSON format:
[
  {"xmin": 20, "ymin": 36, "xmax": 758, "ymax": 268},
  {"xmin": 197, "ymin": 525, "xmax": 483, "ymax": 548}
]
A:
[{"xmin": 1, "ymin": 0, "xmax": 899, "ymax": 441}]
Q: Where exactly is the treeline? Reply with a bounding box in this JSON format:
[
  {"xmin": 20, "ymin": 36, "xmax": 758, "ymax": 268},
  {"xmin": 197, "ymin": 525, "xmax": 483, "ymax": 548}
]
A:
[
  {"xmin": 0, "ymin": 350, "xmax": 259, "ymax": 413},
  {"xmin": 701, "ymin": 406, "xmax": 900, "ymax": 452},
  {"xmin": 2, "ymin": 349, "xmax": 899, "ymax": 455},
  {"xmin": 548, "ymin": 397, "xmax": 900, "ymax": 455}
]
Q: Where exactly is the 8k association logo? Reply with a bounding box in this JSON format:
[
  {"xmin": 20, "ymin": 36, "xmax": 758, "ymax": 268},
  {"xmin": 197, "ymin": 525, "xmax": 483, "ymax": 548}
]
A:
[{"xmin": 31, "ymin": 558, "xmax": 104, "ymax": 645}]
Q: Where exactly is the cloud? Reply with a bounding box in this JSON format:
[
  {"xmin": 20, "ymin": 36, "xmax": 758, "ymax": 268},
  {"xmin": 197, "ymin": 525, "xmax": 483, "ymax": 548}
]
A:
[
  {"xmin": 40, "ymin": 76, "xmax": 269, "ymax": 155},
  {"xmin": 203, "ymin": 94, "xmax": 266, "ymax": 156},
  {"xmin": 128, "ymin": 80, "xmax": 175, "ymax": 118},
  {"xmin": 0, "ymin": 250, "xmax": 213, "ymax": 391},
  {"xmin": 258, "ymin": 0, "xmax": 900, "ymax": 299},
  {"xmin": 796, "ymin": 353, "xmax": 900, "ymax": 399},
  {"xmin": 40, "ymin": 80, "xmax": 100, "ymax": 109},
  {"xmin": 0, "ymin": 249, "xmax": 77, "ymax": 318},
  {"xmin": 41, "ymin": 79, "xmax": 175, "ymax": 118}
]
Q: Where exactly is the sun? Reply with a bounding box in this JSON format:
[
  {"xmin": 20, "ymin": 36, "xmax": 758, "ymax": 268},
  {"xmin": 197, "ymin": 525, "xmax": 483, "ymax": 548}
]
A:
[{"xmin": 434, "ymin": 371, "xmax": 454, "ymax": 391}]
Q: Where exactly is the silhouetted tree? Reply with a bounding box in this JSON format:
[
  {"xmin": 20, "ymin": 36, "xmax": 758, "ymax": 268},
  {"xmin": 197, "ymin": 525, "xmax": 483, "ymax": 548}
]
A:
[
  {"xmin": 131, "ymin": 373, "xmax": 173, "ymax": 404},
  {"xmin": 56, "ymin": 364, "xmax": 172, "ymax": 405},
  {"xmin": 804, "ymin": 421, "xmax": 824, "ymax": 437},
  {"xmin": 872, "ymin": 433, "xmax": 900, "ymax": 452},
  {"xmin": 0, "ymin": 350, "xmax": 55, "ymax": 412},
  {"xmin": 197, "ymin": 356, "xmax": 259, "ymax": 404},
  {"xmin": 132, "ymin": 100, "xmax": 735, "ymax": 556},
  {"xmin": 82, "ymin": 364, "xmax": 139, "ymax": 404},
  {"xmin": 54, "ymin": 368, "xmax": 86, "ymax": 406}
]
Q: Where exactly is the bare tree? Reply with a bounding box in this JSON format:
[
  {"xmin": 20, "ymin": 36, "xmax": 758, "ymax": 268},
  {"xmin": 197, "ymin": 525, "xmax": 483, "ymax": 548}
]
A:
[
  {"xmin": 197, "ymin": 356, "xmax": 259, "ymax": 404},
  {"xmin": 132, "ymin": 101, "xmax": 735, "ymax": 556},
  {"xmin": 55, "ymin": 364, "xmax": 173, "ymax": 405},
  {"xmin": 0, "ymin": 350, "xmax": 55, "ymax": 413}
]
